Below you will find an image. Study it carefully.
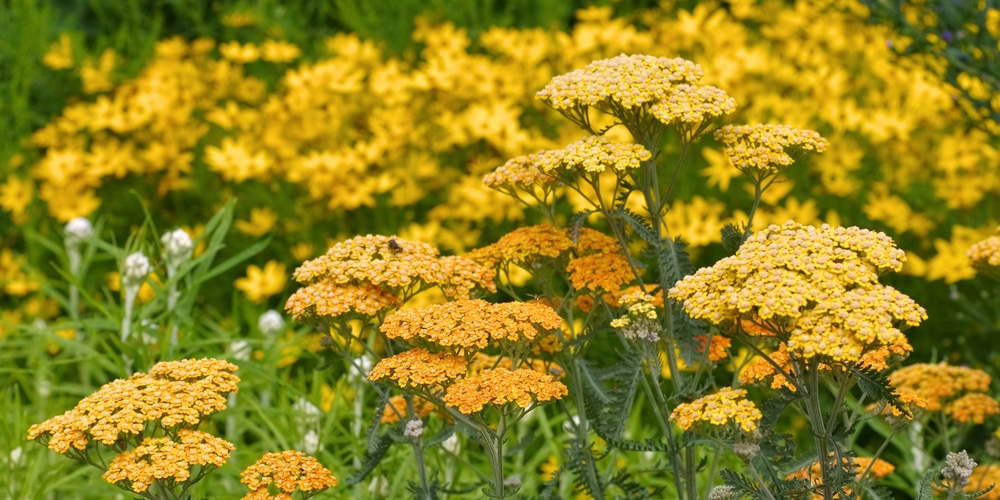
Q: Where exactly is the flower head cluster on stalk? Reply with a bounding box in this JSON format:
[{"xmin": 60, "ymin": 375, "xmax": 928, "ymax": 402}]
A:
[
  {"xmin": 27, "ymin": 359, "xmax": 239, "ymax": 495},
  {"xmin": 888, "ymin": 362, "xmax": 999, "ymax": 424},
  {"xmin": 240, "ymin": 450, "xmax": 338, "ymax": 499}
]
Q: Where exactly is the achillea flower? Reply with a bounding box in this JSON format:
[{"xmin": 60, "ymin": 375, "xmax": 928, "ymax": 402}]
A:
[
  {"xmin": 567, "ymin": 252, "xmax": 634, "ymax": 298},
  {"xmin": 442, "ymin": 367, "xmax": 568, "ymax": 414},
  {"xmin": 466, "ymin": 225, "xmax": 574, "ymax": 270},
  {"xmin": 669, "ymin": 222, "xmax": 926, "ymax": 364},
  {"xmin": 670, "ymin": 388, "xmax": 762, "ymax": 433},
  {"xmin": 381, "ymin": 395, "xmax": 439, "ymax": 424},
  {"xmin": 945, "ymin": 393, "xmax": 1000, "ymax": 424},
  {"xmin": 610, "ymin": 291, "xmax": 661, "ymax": 342},
  {"xmin": 888, "ymin": 362, "xmax": 991, "ymax": 411},
  {"xmin": 103, "ymin": 429, "xmax": 234, "ymax": 493},
  {"xmin": 576, "ymin": 227, "xmax": 622, "ymax": 256},
  {"xmin": 868, "ymin": 388, "xmax": 928, "ymax": 420},
  {"xmin": 292, "ymin": 235, "xmax": 494, "ymax": 300},
  {"xmin": 284, "ymin": 281, "xmax": 401, "ymax": 320},
  {"xmin": 966, "ymin": 465, "xmax": 1000, "ymax": 499},
  {"xmin": 368, "ymin": 348, "xmax": 468, "ymax": 388},
  {"xmin": 740, "ymin": 345, "xmax": 797, "ymax": 391},
  {"xmin": 786, "ymin": 456, "xmax": 895, "ymax": 491},
  {"xmin": 536, "ymin": 135, "xmax": 652, "ymax": 175},
  {"xmin": 694, "ymin": 334, "xmax": 732, "ymax": 362},
  {"xmin": 968, "ymin": 229, "xmax": 1000, "ymax": 279},
  {"xmin": 468, "ymin": 353, "xmax": 566, "ymax": 380},
  {"xmin": 537, "ymin": 54, "xmax": 703, "ymax": 110},
  {"xmin": 28, "ymin": 359, "xmax": 239, "ymax": 452},
  {"xmin": 483, "ymin": 155, "xmax": 556, "ymax": 192},
  {"xmin": 650, "ymin": 84, "xmax": 736, "ymax": 139},
  {"xmin": 240, "ymin": 451, "xmax": 338, "ymax": 498},
  {"xmin": 714, "ymin": 124, "xmax": 828, "ymax": 176},
  {"xmin": 379, "ymin": 300, "xmax": 564, "ymax": 351}
]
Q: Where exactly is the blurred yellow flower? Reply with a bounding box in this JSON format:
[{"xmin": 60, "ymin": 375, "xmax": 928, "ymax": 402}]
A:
[
  {"xmin": 0, "ymin": 176, "xmax": 33, "ymax": 224},
  {"xmin": 261, "ymin": 39, "xmax": 301, "ymax": 63},
  {"xmin": 235, "ymin": 207, "xmax": 278, "ymax": 237},
  {"xmin": 235, "ymin": 261, "xmax": 287, "ymax": 304},
  {"xmin": 42, "ymin": 34, "xmax": 73, "ymax": 70}
]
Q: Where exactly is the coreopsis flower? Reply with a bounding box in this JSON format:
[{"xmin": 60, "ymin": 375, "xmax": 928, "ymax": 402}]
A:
[
  {"xmin": 968, "ymin": 228, "xmax": 1000, "ymax": 280},
  {"xmin": 669, "ymin": 222, "xmax": 926, "ymax": 364},
  {"xmin": 261, "ymin": 39, "xmax": 301, "ymax": 63},
  {"xmin": 669, "ymin": 387, "xmax": 763, "ymax": 433},
  {"xmin": 888, "ymin": 362, "xmax": 991, "ymax": 411},
  {"xmin": 442, "ymin": 367, "xmax": 568, "ymax": 415},
  {"xmin": 291, "ymin": 235, "xmax": 494, "ymax": 301},
  {"xmin": 42, "ymin": 34, "xmax": 73, "ymax": 70},
  {"xmin": 219, "ymin": 41, "xmax": 260, "ymax": 64},
  {"xmin": 379, "ymin": 299, "xmax": 564, "ymax": 352},
  {"xmin": 240, "ymin": 451, "xmax": 338, "ymax": 499},
  {"xmin": 610, "ymin": 291, "xmax": 661, "ymax": 342},
  {"xmin": 714, "ymin": 124, "xmax": 828, "ymax": 178},
  {"xmin": 369, "ymin": 348, "xmax": 468, "ymax": 389},
  {"xmin": 235, "ymin": 261, "xmax": 287, "ymax": 304},
  {"xmin": 102, "ymin": 429, "xmax": 234, "ymax": 493}
]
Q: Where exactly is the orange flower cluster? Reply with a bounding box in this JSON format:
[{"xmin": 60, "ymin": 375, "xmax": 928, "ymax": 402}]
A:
[
  {"xmin": 286, "ymin": 235, "xmax": 495, "ymax": 321},
  {"xmin": 379, "ymin": 299, "xmax": 564, "ymax": 352},
  {"xmin": 669, "ymin": 222, "xmax": 926, "ymax": 364},
  {"xmin": 889, "ymin": 362, "xmax": 997, "ymax": 423},
  {"xmin": 103, "ymin": 429, "xmax": 234, "ymax": 493},
  {"xmin": 714, "ymin": 124, "xmax": 828, "ymax": 175},
  {"xmin": 28, "ymin": 358, "xmax": 239, "ymax": 453},
  {"xmin": 441, "ymin": 367, "xmax": 568, "ymax": 415},
  {"xmin": 240, "ymin": 450, "xmax": 338, "ymax": 499},
  {"xmin": 368, "ymin": 348, "xmax": 468, "ymax": 388},
  {"xmin": 693, "ymin": 334, "xmax": 732, "ymax": 362},
  {"xmin": 786, "ymin": 455, "xmax": 895, "ymax": 496},
  {"xmin": 739, "ymin": 344, "xmax": 797, "ymax": 391},
  {"xmin": 466, "ymin": 224, "xmax": 574, "ymax": 269},
  {"xmin": 670, "ymin": 387, "xmax": 762, "ymax": 433},
  {"xmin": 966, "ymin": 465, "xmax": 1000, "ymax": 500},
  {"xmin": 381, "ymin": 395, "xmax": 440, "ymax": 424}
]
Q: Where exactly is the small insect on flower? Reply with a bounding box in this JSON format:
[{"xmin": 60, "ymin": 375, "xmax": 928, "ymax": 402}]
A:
[{"xmin": 387, "ymin": 238, "xmax": 403, "ymax": 252}]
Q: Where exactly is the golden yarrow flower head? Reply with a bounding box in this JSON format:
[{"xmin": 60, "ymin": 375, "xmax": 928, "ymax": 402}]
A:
[
  {"xmin": 535, "ymin": 135, "xmax": 651, "ymax": 175},
  {"xmin": 442, "ymin": 367, "xmax": 568, "ymax": 415},
  {"xmin": 714, "ymin": 124, "xmax": 828, "ymax": 176},
  {"xmin": 945, "ymin": 393, "xmax": 1000, "ymax": 424},
  {"xmin": 669, "ymin": 222, "xmax": 926, "ymax": 363},
  {"xmin": 27, "ymin": 358, "xmax": 239, "ymax": 452},
  {"xmin": 483, "ymin": 155, "xmax": 557, "ymax": 192},
  {"xmin": 889, "ymin": 362, "xmax": 992, "ymax": 412},
  {"xmin": 103, "ymin": 429, "xmax": 234, "ymax": 493},
  {"xmin": 968, "ymin": 228, "xmax": 1000, "ymax": 280},
  {"xmin": 670, "ymin": 387, "xmax": 762, "ymax": 433},
  {"xmin": 284, "ymin": 281, "xmax": 402, "ymax": 321},
  {"xmin": 786, "ymin": 455, "xmax": 895, "ymax": 488},
  {"xmin": 380, "ymin": 299, "xmax": 564, "ymax": 352},
  {"xmin": 381, "ymin": 395, "xmax": 440, "ymax": 424},
  {"xmin": 240, "ymin": 451, "xmax": 338, "ymax": 498},
  {"xmin": 537, "ymin": 54, "xmax": 703, "ymax": 109},
  {"xmin": 466, "ymin": 225, "xmax": 574, "ymax": 270},
  {"xmin": 291, "ymin": 235, "xmax": 495, "ymax": 300},
  {"xmin": 650, "ymin": 84, "xmax": 736, "ymax": 139},
  {"xmin": 368, "ymin": 348, "xmax": 468, "ymax": 388}
]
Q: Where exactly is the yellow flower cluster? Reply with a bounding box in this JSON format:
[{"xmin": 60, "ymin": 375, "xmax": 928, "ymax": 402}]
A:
[
  {"xmin": 968, "ymin": 228, "xmax": 1000, "ymax": 279},
  {"xmin": 889, "ymin": 362, "xmax": 995, "ymax": 421},
  {"xmin": 714, "ymin": 124, "xmax": 828, "ymax": 175},
  {"xmin": 292, "ymin": 235, "xmax": 494, "ymax": 299},
  {"xmin": 466, "ymin": 225, "xmax": 574, "ymax": 269},
  {"xmin": 786, "ymin": 455, "xmax": 895, "ymax": 494},
  {"xmin": 240, "ymin": 450, "xmax": 338, "ymax": 499},
  {"xmin": 669, "ymin": 222, "xmax": 926, "ymax": 363},
  {"xmin": 0, "ymin": 249, "xmax": 42, "ymax": 296},
  {"xmin": 103, "ymin": 429, "xmax": 234, "ymax": 493},
  {"xmin": 285, "ymin": 281, "xmax": 402, "ymax": 321},
  {"xmin": 650, "ymin": 84, "xmax": 737, "ymax": 139},
  {"xmin": 28, "ymin": 358, "xmax": 239, "ymax": 453},
  {"xmin": 368, "ymin": 348, "xmax": 468, "ymax": 389},
  {"xmin": 537, "ymin": 54, "xmax": 703, "ymax": 109},
  {"xmin": 537, "ymin": 135, "xmax": 652, "ymax": 174},
  {"xmin": 379, "ymin": 299, "xmax": 564, "ymax": 352},
  {"xmin": 610, "ymin": 291, "xmax": 661, "ymax": 342},
  {"xmin": 669, "ymin": 387, "xmax": 762, "ymax": 433},
  {"xmin": 740, "ymin": 344, "xmax": 797, "ymax": 391},
  {"xmin": 868, "ymin": 388, "xmax": 928, "ymax": 421},
  {"xmin": 441, "ymin": 367, "xmax": 568, "ymax": 415}
]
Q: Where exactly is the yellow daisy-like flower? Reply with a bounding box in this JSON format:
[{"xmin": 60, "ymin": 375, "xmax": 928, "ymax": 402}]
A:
[
  {"xmin": 670, "ymin": 387, "xmax": 762, "ymax": 433},
  {"xmin": 261, "ymin": 39, "xmax": 301, "ymax": 63},
  {"xmin": 442, "ymin": 367, "xmax": 568, "ymax": 415},
  {"xmin": 235, "ymin": 260, "xmax": 288, "ymax": 304},
  {"xmin": 103, "ymin": 429, "xmax": 234, "ymax": 493},
  {"xmin": 240, "ymin": 451, "xmax": 338, "ymax": 498},
  {"xmin": 714, "ymin": 124, "xmax": 828, "ymax": 176}
]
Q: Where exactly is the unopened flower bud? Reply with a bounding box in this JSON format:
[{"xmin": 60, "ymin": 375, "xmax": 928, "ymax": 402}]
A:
[
  {"xmin": 258, "ymin": 309, "xmax": 285, "ymax": 337},
  {"xmin": 404, "ymin": 419, "xmax": 424, "ymax": 440},
  {"xmin": 122, "ymin": 252, "xmax": 151, "ymax": 289},
  {"xmin": 299, "ymin": 428, "xmax": 320, "ymax": 455},
  {"xmin": 64, "ymin": 217, "xmax": 93, "ymax": 248},
  {"xmin": 708, "ymin": 485, "xmax": 738, "ymax": 500},
  {"xmin": 161, "ymin": 229, "xmax": 193, "ymax": 275},
  {"xmin": 229, "ymin": 340, "xmax": 251, "ymax": 361},
  {"xmin": 733, "ymin": 442, "xmax": 760, "ymax": 462},
  {"xmin": 442, "ymin": 433, "xmax": 460, "ymax": 454},
  {"xmin": 942, "ymin": 450, "xmax": 976, "ymax": 486}
]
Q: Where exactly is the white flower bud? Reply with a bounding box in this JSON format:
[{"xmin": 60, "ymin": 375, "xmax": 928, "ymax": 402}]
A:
[
  {"xmin": 293, "ymin": 397, "xmax": 322, "ymax": 429},
  {"xmin": 9, "ymin": 447, "xmax": 23, "ymax": 467},
  {"xmin": 348, "ymin": 355, "xmax": 373, "ymax": 383},
  {"xmin": 161, "ymin": 229, "xmax": 193, "ymax": 274},
  {"xmin": 258, "ymin": 309, "xmax": 285, "ymax": 337},
  {"xmin": 404, "ymin": 419, "xmax": 424, "ymax": 440},
  {"xmin": 942, "ymin": 450, "xmax": 977, "ymax": 486},
  {"xmin": 64, "ymin": 217, "xmax": 93, "ymax": 247},
  {"xmin": 122, "ymin": 252, "xmax": 151, "ymax": 289},
  {"xmin": 442, "ymin": 433, "xmax": 460, "ymax": 454},
  {"xmin": 708, "ymin": 485, "xmax": 738, "ymax": 500},
  {"xmin": 229, "ymin": 340, "xmax": 251, "ymax": 361},
  {"xmin": 298, "ymin": 429, "xmax": 321, "ymax": 455}
]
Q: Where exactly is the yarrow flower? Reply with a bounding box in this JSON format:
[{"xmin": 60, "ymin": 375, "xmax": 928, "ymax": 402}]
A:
[
  {"xmin": 941, "ymin": 450, "xmax": 977, "ymax": 488},
  {"xmin": 103, "ymin": 429, "xmax": 234, "ymax": 493},
  {"xmin": 381, "ymin": 395, "xmax": 439, "ymax": 424},
  {"xmin": 650, "ymin": 84, "xmax": 736, "ymax": 140},
  {"xmin": 466, "ymin": 225, "xmax": 574, "ymax": 270},
  {"xmin": 368, "ymin": 348, "xmax": 468, "ymax": 389},
  {"xmin": 965, "ymin": 464, "xmax": 1000, "ymax": 499},
  {"xmin": 610, "ymin": 291, "xmax": 661, "ymax": 342},
  {"xmin": 714, "ymin": 124, "xmax": 828, "ymax": 177},
  {"xmin": 669, "ymin": 222, "xmax": 926, "ymax": 364},
  {"xmin": 240, "ymin": 450, "xmax": 338, "ymax": 499},
  {"xmin": 889, "ymin": 362, "xmax": 993, "ymax": 415},
  {"xmin": 441, "ymin": 367, "xmax": 568, "ymax": 415},
  {"xmin": 968, "ymin": 228, "xmax": 1000, "ymax": 280},
  {"xmin": 786, "ymin": 455, "xmax": 895, "ymax": 493},
  {"xmin": 669, "ymin": 387, "xmax": 763, "ymax": 433}
]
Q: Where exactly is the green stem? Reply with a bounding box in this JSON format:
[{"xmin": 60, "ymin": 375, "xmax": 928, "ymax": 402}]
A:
[{"xmin": 804, "ymin": 361, "xmax": 834, "ymax": 499}]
